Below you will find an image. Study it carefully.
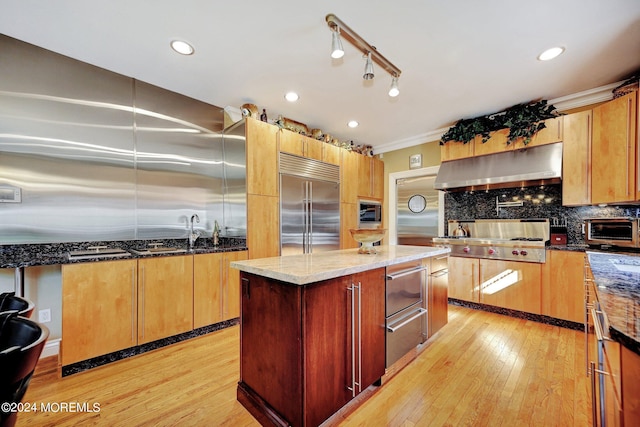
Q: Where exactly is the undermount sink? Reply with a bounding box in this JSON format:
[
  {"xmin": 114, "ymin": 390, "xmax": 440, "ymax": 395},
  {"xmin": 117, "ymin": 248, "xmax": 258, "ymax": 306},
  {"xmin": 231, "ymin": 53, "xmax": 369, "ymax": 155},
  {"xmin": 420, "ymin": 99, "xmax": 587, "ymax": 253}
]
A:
[
  {"xmin": 128, "ymin": 247, "xmax": 187, "ymax": 256},
  {"xmin": 67, "ymin": 247, "xmax": 131, "ymax": 261},
  {"xmin": 610, "ymin": 258, "xmax": 640, "ymax": 274}
]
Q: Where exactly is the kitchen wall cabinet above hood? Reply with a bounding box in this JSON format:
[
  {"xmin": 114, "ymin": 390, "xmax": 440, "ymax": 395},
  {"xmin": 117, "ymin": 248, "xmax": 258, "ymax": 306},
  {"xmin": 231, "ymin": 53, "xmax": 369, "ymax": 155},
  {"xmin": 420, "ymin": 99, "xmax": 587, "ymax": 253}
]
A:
[{"xmin": 434, "ymin": 142, "xmax": 562, "ymax": 191}]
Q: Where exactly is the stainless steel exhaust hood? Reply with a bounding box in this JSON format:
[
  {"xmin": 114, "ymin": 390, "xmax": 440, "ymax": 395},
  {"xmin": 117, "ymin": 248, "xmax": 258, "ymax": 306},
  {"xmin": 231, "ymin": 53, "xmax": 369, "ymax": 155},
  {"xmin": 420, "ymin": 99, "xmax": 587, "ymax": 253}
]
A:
[{"xmin": 434, "ymin": 142, "xmax": 562, "ymax": 191}]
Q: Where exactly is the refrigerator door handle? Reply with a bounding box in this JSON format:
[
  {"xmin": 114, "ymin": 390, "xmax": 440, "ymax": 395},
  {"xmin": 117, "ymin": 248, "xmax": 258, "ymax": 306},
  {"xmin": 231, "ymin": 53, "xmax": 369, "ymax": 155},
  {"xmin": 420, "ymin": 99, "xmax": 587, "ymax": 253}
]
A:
[{"xmin": 308, "ymin": 181, "xmax": 313, "ymax": 253}]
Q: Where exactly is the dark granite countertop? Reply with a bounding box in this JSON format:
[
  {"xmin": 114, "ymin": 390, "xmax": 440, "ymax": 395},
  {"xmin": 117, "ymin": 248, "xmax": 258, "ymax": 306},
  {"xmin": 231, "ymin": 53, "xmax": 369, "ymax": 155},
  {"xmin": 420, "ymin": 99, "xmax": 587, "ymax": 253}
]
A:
[
  {"xmin": 586, "ymin": 251, "xmax": 640, "ymax": 356},
  {"xmin": 547, "ymin": 244, "xmax": 589, "ymax": 252},
  {"xmin": 0, "ymin": 237, "xmax": 248, "ymax": 268}
]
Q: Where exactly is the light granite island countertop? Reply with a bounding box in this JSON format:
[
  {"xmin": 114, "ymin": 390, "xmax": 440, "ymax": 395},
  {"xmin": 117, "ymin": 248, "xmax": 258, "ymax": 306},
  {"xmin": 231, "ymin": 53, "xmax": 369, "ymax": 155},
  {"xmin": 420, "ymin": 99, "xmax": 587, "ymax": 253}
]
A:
[{"xmin": 230, "ymin": 244, "xmax": 450, "ymax": 285}]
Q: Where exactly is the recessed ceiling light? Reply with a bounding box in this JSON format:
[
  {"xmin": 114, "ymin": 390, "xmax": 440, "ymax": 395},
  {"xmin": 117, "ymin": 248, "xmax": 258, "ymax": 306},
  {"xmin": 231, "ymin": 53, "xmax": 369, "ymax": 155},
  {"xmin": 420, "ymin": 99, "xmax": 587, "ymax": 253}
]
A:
[
  {"xmin": 537, "ymin": 46, "xmax": 565, "ymax": 61},
  {"xmin": 170, "ymin": 40, "xmax": 194, "ymax": 55},
  {"xmin": 348, "ymin": 120, "xmax": 359, "ymax": 128},
  {"xmin": 284, "ymin": 92, "xmax": 299, "ymax": 102}
]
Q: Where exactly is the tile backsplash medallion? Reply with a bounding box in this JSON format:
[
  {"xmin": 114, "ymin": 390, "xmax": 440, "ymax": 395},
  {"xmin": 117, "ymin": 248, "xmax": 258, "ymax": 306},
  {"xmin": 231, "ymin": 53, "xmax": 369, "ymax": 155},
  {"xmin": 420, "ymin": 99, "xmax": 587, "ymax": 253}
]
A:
[{"xmin": 444, "ymin": 184, "xmax": 640, "ymax": 245}]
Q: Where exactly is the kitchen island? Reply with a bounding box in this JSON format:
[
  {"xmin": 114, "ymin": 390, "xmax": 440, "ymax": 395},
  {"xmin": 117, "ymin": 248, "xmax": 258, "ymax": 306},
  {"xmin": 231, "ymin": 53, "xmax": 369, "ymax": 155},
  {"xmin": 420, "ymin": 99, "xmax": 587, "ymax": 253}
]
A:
[{"xmin": 231, "ymin": 245, "xmax": 449, "ymax": 427}]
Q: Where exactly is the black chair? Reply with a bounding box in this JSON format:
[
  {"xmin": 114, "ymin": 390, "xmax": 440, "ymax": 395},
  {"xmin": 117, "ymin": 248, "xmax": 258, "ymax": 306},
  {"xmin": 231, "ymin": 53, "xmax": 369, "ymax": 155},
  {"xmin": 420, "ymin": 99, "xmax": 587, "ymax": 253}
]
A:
[
  {"xmin": 0, "ymin": 293, "xmax": 35, "ymax": 318},
  {"xmin": 0, "ymin": 311, "xmax": 49, "ymax": 427}
]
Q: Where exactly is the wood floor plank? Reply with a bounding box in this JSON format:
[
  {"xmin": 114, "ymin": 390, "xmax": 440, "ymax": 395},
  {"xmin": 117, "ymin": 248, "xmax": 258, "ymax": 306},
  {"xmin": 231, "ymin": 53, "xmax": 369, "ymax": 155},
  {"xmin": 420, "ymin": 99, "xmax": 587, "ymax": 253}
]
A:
[{"xmin": 16, "ymin": 305, "xmax": 590, "ymax": 427}]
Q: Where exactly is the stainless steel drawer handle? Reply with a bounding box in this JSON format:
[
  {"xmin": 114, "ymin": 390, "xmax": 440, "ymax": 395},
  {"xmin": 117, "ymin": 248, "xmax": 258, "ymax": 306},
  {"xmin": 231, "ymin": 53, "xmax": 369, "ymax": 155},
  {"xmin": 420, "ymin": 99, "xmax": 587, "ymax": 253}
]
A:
[
  {"xmin": 386, "ymin": 308, "xmax": 427, "ymax": 333},
  {"xmin": 386, "ymin": 266, "xmax": 428, "ymax": 280},
  {"xmin": 431, "ymin": 269, "xmax": 448, "ymax": 278}
]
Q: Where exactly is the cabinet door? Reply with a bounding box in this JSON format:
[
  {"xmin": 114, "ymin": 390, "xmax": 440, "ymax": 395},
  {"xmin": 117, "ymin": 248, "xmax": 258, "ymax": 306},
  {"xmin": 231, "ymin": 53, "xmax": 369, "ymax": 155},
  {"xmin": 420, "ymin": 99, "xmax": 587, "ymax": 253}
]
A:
[
  {"xmin": 193, "ymin": 253, "xmax": 223, "ymax": 328},
  {"xmin": 138, "ymin": 255, "xmax": 194, "ymax": 344},
  {"xmin": 305, "ymin": 136, "xmax": 324, "ymax": 161},
  {"xmin": 474, "ymin": 129, "xmax": 510, "ymax": 156},
  {"xmin": 323, "ymin": 143, "xmax": 341, "ymax": 165},
  {"xmin": 357, "ymin": 268, "xmax": 386, "ymax": 391},
  {"xmin": 246, "ymin": 119, "xmax": 278, "ymax": 197},
  {"xmin": 562, "ymin": 111, "xmax": 592, "ymax": 206},
  {"xmin": 62, "ymin": 259, "xmax": 137, "ymax": 365},
  {"xmin": 541, "ymin": 250, "xmax": 584, "ymax": 323},
  {"xmin": 223, "ymin": 250, "xmax": 248, "ymax": 320},
  {"xmin": 512, "ymin": 117, "xmax": 563, "ymax": 149},
  {"xmin": 278, "ymin": 128, "xmax": 305, "ymax": 156},
  {"xmin": 372, "ymin": 157, "xmax": 384, "ymax": 200},
  {"xmin": 428, "ymin": 255, "xmax": 449, "ymax": 337},
  {"xmin": 304, "ymin": 276, "xmax": 352, "ymax": 427},
  {"xmin": 479, "ymin": 259, "xmax": 541, "ymax": 314},
  {"xmin": 340, "ymin": 150, "xmax": 360, "ymax": 204},
  {"xmin": 340, "ymin": 202, "xmax": 360, "ymax": 249},
  {"xmin": 447, "ymin": 257, "xmax": 478, "ymax": 302},
  {"xmin": 592, "ymin": 92, "xmax": 637, "ymax": 204},
  {"xmin": 357, "ymin": 155, "xmax": 373, "ymax": 198},
  {"xmin": 247, "ymin": 194, "xmax": 280, "ymax": 259},
  {"xmin": 622, "ymin": 345, "xmax": 640, "ymax": 425},
  {"xmin": 440, "ymin": 140, "xmax": 474, "ymax": 162}
]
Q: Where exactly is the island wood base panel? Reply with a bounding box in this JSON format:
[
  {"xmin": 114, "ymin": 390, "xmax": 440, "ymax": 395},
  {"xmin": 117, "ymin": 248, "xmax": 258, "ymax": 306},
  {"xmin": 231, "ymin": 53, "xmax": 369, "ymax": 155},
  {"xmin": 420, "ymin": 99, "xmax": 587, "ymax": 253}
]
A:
[{"xmin": 237, "ymin": 382, "xmax": 289, "ymax": 427}]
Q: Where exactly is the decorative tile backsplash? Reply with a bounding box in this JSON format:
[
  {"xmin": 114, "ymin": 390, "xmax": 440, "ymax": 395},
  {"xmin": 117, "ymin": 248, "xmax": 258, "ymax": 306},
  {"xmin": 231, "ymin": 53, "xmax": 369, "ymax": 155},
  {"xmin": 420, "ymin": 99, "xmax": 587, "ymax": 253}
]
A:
[{"xmin": 444, "ymin": 184, "xmax": 640, "ymax": 244}]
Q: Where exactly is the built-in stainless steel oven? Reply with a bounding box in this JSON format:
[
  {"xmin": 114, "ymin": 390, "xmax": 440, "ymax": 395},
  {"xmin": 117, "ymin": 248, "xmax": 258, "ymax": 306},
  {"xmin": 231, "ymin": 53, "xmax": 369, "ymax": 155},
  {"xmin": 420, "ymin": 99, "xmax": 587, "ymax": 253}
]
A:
[{"xmin": 385, "ymin": 260, "xmax": 428, "ymax": 368}]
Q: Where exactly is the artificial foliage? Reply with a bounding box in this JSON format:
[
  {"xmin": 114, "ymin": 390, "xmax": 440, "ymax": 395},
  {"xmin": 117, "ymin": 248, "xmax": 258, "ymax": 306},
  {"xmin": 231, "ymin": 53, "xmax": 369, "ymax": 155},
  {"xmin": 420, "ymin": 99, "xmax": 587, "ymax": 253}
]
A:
[{"xmin": 440, "ymin": 100, "xmax": 559, "ymax": 146}]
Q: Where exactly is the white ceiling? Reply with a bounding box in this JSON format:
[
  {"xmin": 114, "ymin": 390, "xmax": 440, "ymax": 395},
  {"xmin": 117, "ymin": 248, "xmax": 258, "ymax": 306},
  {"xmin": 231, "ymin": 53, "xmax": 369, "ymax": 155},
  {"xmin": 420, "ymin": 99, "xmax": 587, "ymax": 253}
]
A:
[{"xmin": 1, "ymin": 1, "xmax": 639, "ymax": 153}]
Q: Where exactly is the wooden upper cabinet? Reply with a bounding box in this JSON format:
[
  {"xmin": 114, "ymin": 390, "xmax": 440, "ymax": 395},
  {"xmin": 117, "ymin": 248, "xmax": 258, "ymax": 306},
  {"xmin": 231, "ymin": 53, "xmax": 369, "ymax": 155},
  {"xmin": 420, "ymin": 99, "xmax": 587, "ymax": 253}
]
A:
[
  {"xmin": 440, "ymin": 140, "xmax": 474, "ymax": 162},
  {"xmin": 340, "ymin": 202, "xmax": 359, "ymax": 249},
  {"xmin": 246, "ymin": 119, "xmax": 278, "ymax": 197},
  {"xmin": 442, "ymin": 116, "xmax": 564, "ymax": 160},
  {"xmin": 323, "ymin": 143, "xmax": 341, "ymax": 165},
  {"xmin": 341, "ymin": 150, "xmax": 360, "ymax": 204},
  {"xmin": 562, "ymin": 111, "xmax": 592, "ymax": 206},
  {"xmin": 357, "ymin": 156, "xmax": 384, "ymax": 200},
  {"xmin": 474, "ymin": 129, "xmax": 510, "ymax": 157},
  {"xmin": 511, "ymin": 116, "xmax": 563, "ymax": 149},
  {"xmin": 279, "ymin": 128, "xmax": 324, "ymax": 161},
  {"xmin": 592, "ymin": 92, "xmax": 637, "ymax": 204}
]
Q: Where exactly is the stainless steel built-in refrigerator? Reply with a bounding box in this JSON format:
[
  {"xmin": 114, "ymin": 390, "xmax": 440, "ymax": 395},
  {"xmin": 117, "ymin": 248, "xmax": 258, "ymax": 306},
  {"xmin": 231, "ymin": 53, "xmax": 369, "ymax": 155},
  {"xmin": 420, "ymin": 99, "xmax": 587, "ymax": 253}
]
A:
[{"xmin": 280, "ymin": 153, "xmax": 340, "ymax": 256}]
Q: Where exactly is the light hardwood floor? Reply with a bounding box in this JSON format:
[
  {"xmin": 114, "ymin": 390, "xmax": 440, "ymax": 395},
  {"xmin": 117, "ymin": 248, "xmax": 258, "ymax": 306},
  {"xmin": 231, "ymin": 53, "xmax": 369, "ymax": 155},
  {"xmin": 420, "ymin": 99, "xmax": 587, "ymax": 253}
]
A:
[{"xmin": 17, "ymin": 305, "xmax": 591, "ymax": 426}]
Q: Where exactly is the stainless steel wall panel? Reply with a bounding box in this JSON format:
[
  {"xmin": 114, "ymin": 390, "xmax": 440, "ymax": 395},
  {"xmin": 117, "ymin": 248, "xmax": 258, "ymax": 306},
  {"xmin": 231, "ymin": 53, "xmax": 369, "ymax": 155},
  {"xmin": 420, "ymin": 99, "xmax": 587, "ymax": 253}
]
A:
[
  {"xmin": 0, "ymin": 35, "xmax": 244, "ymax": 245},
  {"xmin": 0, "ymin": 35, "xmax": 136, "ymax": 243},
  {"xmin": 133, "ymin": 81, "xmax": 225, "ymax": 240}
]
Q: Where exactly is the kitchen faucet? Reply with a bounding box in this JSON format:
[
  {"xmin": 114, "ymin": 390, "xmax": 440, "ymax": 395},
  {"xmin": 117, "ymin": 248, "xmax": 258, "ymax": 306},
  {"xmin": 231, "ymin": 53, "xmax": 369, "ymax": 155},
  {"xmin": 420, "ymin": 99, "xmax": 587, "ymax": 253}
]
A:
[{"xmin": 189, "ymin": 214, "xmax": 200, "ymax": 250}]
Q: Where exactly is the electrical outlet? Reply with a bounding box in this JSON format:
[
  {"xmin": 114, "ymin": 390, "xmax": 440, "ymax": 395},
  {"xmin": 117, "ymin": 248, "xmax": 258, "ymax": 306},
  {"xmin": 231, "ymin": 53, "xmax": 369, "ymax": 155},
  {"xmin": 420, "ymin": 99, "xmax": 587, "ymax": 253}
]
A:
[{"xmin": 38, "ymin": 308, "xmax": 51, "ymax": 323}]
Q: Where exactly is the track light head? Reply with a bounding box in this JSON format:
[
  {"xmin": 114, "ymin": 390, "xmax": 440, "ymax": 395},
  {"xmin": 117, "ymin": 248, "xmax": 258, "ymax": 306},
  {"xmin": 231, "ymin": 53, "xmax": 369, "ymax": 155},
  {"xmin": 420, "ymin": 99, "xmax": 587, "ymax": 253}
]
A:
[
  {"xmin": 363, "ymin": 52, "xmax": 374, "ymax": 80},
  {"xmin": 388, "ymin": 76, "xmax": 400, "ymax": 97},
  {"xmin": 331, "ymin": 28, "xmax": 344, "ymax": 59}
]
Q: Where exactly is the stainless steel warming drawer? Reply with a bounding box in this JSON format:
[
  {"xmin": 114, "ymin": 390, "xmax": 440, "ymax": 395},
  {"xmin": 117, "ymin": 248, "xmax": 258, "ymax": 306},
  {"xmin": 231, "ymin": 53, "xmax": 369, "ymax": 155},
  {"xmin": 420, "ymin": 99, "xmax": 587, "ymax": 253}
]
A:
[{"xmin": 385, "ymin": 260, "xmax": 427, "ymax": 368}]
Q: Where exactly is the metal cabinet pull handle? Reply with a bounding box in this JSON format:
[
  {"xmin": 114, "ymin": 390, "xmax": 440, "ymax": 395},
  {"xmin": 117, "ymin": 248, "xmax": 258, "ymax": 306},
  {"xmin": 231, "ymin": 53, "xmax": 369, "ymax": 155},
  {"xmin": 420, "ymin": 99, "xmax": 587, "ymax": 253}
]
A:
[
  {"xmin": 386, "ymin": 308, "xmax": 427, "ymax": 332},
  {"xmin": 347, "ymin": 284, "xmax": 356, "ymax": 397},
  {"xmin": 386, "ymin": 266, "xmax": 428, "ymax": 280}
]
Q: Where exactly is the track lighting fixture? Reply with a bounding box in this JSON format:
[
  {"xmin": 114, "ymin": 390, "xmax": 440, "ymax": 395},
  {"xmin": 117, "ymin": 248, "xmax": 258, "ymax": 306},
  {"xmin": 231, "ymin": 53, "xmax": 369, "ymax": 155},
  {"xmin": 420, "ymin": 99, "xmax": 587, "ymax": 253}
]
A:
[
  {"xmin": 388, "ymin": 76, "xmax": 399, "ymax": 97},
  {"xmin": 331, "ymin": 28, "xmax": 344, "ymax": 59},
  {"xmin": 363, "ymin": 52, "xmax": 374, "ymax": 80},
  {"xmin": 326, "ymin": 13, "xmax": 402, "ymax": 96}
]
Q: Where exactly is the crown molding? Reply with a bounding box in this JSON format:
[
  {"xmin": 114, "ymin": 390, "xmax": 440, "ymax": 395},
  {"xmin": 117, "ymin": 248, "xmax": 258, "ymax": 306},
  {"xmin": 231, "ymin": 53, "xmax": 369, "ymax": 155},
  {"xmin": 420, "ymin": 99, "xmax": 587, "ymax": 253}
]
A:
[{"xmin": 375, "ymin": 80, "xmax": 624, "ymax": 154}]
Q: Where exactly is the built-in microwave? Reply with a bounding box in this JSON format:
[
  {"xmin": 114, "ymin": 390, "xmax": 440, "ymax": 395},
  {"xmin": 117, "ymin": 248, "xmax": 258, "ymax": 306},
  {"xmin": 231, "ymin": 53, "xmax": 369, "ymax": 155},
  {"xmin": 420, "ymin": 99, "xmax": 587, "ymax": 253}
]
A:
[
  {"xmin": 585, "ymin": 218, "xmax": 640, "ymax": 248},
  {"xmin": 358, "ymin": 200, "xmax": 382, "ymax": 229}
]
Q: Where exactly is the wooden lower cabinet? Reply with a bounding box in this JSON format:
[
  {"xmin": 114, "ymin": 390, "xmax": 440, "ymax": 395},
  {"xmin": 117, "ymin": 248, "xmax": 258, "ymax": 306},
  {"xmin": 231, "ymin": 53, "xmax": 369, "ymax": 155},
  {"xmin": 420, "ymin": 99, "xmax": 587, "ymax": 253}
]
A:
[
  {"xmin": 479, "ymin": 259, "xmax": 541, "ymax": 314},
  {"xmin": 447, "ymin": 257, "xmax": 478, "ymax": 302},
  {"xmin": 622, "ymin": 345, "xmax": 640, "ymax": 425},
  {"xmin": 541, "ymin": 250, "xmax": 584, "ymax": 323},
  {"xmin": 447, "ymin": 257, "xmax": 541, "ymax": 314},
  {"xmin": 61, "ymin": 259, "xmax": 138, "ymax": 365},
  {"xmin": 138, "ymin": 255, "xmax": 193, "ymax": 344},
  {"xmin": 193, "ymin": 251, "xmax": 248, "ymax": 328},
  {"xmin": 238, "ymin": 268, "xmax": 385, "ymax": 427},
  {"xmin": 428, "ymin": 255, "xmax": 449, "ymax": 336}
]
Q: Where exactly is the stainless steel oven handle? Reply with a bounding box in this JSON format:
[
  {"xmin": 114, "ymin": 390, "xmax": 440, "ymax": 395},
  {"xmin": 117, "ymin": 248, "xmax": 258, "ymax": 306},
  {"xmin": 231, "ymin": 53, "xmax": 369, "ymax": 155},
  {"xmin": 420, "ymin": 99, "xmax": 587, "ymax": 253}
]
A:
[
  {"xmin": 386, "ymin": 308, "xmax": 427, "ymax": 332},
  {"xmin": 386, "ymin": 266, "xmax": 428, "ymax": 280}
]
